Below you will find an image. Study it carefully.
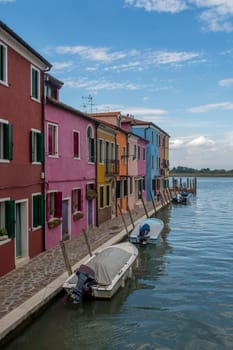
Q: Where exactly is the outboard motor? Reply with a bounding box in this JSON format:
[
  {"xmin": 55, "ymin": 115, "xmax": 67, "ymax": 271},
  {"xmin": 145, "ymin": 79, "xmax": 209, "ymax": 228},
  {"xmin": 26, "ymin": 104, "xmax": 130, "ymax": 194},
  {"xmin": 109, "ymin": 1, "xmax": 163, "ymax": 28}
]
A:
[
  {"xmin": 139, "ymin": 223, "xmax": 150, "ymax": 244},
  {"xmin": 71, "ymin": 265, "xmax": 96, "ymax": 304}
]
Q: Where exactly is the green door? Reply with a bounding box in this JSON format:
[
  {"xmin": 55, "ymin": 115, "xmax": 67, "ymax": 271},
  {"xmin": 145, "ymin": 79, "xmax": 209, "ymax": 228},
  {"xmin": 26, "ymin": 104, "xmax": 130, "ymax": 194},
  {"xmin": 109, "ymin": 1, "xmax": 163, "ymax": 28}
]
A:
[{"xmin": 15, "ymin": 203, "xmax": 22, "ymax": 257}]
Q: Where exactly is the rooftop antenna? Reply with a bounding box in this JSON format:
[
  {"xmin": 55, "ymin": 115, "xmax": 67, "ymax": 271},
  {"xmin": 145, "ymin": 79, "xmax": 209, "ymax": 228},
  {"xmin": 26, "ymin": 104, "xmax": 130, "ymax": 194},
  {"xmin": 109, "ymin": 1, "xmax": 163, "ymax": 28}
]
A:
[{"xmin": 82, "ymin": 94, "xmax": 95, "ymax": 113}]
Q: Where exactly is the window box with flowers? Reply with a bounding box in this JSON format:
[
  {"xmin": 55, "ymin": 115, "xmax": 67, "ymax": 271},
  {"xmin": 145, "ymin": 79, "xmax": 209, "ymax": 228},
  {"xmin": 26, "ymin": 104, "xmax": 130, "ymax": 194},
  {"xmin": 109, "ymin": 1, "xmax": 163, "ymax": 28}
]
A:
[
  {"xmin": 86, "ymin": 188, "xmax": 97, "ymax": 200},
  {"xmin": 73, "ymin": 211, "xmax": 83, "ymax": 221},
  {"xmin": 48, "ymin": 217, "xmax": 62, "ymax": 229},
  {"xmin": 0, "ymin": 227, "xmax": 8, "ymax": 241}
]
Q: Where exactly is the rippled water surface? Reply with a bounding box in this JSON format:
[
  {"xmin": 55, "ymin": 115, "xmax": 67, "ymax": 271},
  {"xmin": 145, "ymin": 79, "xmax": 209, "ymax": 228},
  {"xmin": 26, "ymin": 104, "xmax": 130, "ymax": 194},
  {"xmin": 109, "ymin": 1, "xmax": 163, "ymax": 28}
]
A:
[{"xmin": 4, "ymin": 178, "xmax": 233, "ymax": 350}]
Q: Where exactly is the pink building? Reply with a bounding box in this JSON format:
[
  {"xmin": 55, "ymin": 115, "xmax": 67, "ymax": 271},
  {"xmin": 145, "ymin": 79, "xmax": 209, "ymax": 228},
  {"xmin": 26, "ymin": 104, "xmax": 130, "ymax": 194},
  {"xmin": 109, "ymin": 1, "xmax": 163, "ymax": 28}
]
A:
[{"xmin": 44, "ymin": 75, "xmax": 96, "ymax": 249}]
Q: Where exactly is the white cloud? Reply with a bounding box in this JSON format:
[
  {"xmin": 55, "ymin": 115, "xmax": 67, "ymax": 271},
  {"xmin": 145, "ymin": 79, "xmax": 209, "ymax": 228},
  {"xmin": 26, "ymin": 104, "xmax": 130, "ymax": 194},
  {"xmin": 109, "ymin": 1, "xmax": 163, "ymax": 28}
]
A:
[
  {"xmin": 122, "ymin": 106, "xmax": 167, "ymax": 116},
  {"xmin": 125, "ymin": 0, "xmax": 187, "ymax": 13},
  {"xmin": 187, "ymin": 136, "xmax": 215, "ymax": 147},
  {"xmin": 63, "ymin": 78, "xmax": 140, "ymax": 91},
  {"xmin": 150, "ymin": 50, "xmax": 201, "ymax": 65},
  {"xmin": 55, "ymin": 45, "xmax": 137, "ymax": 63},
  {"xmin": 125, "ymin": 0, "xmax": 233, "ymax": 32},
  {"xmin": 187, "ymin": 101, "xmax": 233, "ymax": 112},
  {"xmin": 218, "ymin": 78, "xmax": 233, "ymax": 87},
  {"xmin": 51, "ymin": 61, "xmax": 74, "ymax": 71},
  {"xmin": 0, "ymin": 0, "xmax": 15, "ymax": 2}
]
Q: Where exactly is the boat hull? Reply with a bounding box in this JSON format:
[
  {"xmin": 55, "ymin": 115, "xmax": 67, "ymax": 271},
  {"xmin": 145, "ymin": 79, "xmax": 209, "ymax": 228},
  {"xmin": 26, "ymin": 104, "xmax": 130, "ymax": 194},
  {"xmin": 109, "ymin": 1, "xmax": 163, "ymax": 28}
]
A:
[
  {"xmin": 129, "ymin": 218, "xmax": 164, "ymax": 244},
  {"xmin": 63, "ymin": 242, "xmax": 138, "ymax": 300}
]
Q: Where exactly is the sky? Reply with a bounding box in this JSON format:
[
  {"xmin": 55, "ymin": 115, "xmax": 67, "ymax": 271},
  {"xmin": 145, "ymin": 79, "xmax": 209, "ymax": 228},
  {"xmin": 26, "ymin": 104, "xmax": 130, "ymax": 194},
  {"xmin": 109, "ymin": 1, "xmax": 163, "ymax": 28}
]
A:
[{"xmin": 1, "ymin": 0, "xmax": 233, "ymax": 170}]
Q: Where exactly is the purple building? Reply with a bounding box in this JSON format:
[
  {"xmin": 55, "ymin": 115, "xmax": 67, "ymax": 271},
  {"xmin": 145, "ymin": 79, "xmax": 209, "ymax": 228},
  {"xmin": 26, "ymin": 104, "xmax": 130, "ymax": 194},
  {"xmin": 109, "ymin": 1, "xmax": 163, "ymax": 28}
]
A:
[{"xmin": 44, "ymin": 75, "xmax": 96, "ymax": 249}]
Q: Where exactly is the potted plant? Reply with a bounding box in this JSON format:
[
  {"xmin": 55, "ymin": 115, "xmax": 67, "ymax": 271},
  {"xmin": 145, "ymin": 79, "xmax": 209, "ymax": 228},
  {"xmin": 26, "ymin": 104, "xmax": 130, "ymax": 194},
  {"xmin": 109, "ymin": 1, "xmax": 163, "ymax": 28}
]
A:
[
  {"xmin": 73, "ymin": 211, "xmax": 84, "ymax": 221},
  {"xmin": 86, "ymin": 188, "xmax": 97, "ymax": 200},
  {"xmin": 0, "ymin": 227, "xmax": 8, "ymax": 241},
  {"xmin": 48, "ymin": 217, "xmax": 62, "ymax": 229}
]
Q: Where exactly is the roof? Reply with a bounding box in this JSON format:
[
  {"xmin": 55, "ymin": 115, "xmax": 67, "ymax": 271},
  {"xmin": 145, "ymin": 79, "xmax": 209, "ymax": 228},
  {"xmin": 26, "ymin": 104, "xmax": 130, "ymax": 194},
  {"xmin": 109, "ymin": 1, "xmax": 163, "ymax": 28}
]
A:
[
  {"xmin": 121, "ymin": 115, "xmax": 170, "ymax": 137},
  {"xmin": 0, "ymin": 20, "xmax": 51, "ymax": 69}
]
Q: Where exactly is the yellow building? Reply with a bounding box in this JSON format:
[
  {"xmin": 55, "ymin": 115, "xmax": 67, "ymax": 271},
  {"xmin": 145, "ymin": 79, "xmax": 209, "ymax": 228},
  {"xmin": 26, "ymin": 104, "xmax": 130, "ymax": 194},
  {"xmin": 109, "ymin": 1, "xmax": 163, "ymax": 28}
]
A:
[{"xmin": 96, "ymin": 122, "xmax": 117, "ymax": 225}]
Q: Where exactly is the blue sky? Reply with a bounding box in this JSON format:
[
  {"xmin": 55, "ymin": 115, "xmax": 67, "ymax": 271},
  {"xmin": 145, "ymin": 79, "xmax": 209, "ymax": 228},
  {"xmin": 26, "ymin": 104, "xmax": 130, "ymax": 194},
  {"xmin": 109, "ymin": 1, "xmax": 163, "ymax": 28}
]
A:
[{"xmin": 1, "ymin": 0, "xmax": 233, "ymax": 170}]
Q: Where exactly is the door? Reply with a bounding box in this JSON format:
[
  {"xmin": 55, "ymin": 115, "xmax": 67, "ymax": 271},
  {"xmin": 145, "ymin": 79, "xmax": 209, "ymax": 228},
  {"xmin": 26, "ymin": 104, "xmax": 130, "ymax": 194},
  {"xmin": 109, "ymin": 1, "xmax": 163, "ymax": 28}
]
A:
[
  {"xmin": 88, "ymin": 200, "xmax": 93, "ymax": 228},
  {"xmin": 15, "ymin": 203, "xmax": 22, "ymax": 257},
  {"xmin": 62, "ymin": 199, "xmax": 69, "ymax": 240}
]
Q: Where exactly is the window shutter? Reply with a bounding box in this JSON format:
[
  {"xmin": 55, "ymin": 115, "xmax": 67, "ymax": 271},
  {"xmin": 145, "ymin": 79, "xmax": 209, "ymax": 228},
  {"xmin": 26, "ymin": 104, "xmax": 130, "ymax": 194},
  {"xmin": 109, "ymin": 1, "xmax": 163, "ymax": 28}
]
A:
[
  {"xmin": 46, "ymin": 193, "xmax": 50, "ymax": 221},
  {"xmin": 78, "ymin": 189, "xmax": 82, "ymax": 211},
  {"xmin": 4, "ymin": 123, "xmax": 13, "ymax": 160},
  {"xmin": 55, "ymin": 192, "xmax": 62, "ymax": 218},
  {"xmin": 39, "ymin": 194, "xmax": 45, "ymax": 226},
  {"xmin": 38, "ymin": 133, "xmax": 44, "ymax": 162},
  {"xmin": 30, "ymin": 130, "xmax": 34, "ymax": 162},
  {"xmin": 73, "ymin": 132, "xmax": 79, "ymax": 157},
  {"xmin": 5, "ymin": 200, "xmax": 15, "ymax": 239},
  {"xmin": 0, "ymin": 45, "xmax": 3, "ymax": 81},
  {"xmin": 33, "ymin": 195, "xmax": 39, "ymax": 227},
  {"xmin": 90, "ymin": 138, "xmax": 95, "ymax": 162}
]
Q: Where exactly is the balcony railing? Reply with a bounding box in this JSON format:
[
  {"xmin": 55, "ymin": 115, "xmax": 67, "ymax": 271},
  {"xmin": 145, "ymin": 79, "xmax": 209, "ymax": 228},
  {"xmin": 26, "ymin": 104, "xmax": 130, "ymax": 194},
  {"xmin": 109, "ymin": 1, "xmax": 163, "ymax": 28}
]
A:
[{"xmin": 105, "ymin": 159, "xmax": 119, "ymax": 176}]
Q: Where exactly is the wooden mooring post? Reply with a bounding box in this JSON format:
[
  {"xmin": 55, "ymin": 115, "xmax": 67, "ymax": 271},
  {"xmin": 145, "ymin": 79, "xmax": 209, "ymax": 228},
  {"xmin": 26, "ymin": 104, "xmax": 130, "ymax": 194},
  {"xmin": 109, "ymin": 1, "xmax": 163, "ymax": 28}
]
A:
[
  {"xmin": 60, "ymin": 240, "xmax": 72, "ymax": 276},
  {"xmin": 82, "ymin": 229, "xmax": 93, "ymax": 257},
  {"xmin": 127, "ymin": 205, "xmax": 135, "ymax": 229},
  {"xmin": 118, "ymin": 204, "xmax": 129, "ymax": 236},
  {"xmin": 150, "ymin": 191, "xmax": 157, "ymax": 215},
  {"xmin": 141, "ymin": 196, "xmax": 149, "ymax": 218}
]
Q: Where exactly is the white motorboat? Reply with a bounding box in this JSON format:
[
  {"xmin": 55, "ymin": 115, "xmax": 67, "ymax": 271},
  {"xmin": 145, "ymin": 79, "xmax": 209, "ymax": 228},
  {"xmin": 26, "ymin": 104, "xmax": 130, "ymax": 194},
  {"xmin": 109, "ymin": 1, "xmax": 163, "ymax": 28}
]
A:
[
  {"xmin": 63, "ymin": 241, "xmax": 138, "ymax": 303},
  {"xmin": 129, "ymin": 217, "xmax": 164, "ymax": 244}
]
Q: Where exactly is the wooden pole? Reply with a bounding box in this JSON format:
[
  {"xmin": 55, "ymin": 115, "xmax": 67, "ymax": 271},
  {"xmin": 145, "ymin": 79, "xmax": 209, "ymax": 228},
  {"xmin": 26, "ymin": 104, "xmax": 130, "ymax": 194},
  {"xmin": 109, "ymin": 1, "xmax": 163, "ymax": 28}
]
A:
[
  {"xmin": 82, "ymin": 229, "xmax": 93, "ymax": 257},
  {"xmin": 60, "ymin": 240, "xmax": 72, "ymax": 276},
  {"xmin": 127, "ymin": 205, "xmax": 135, "ymax": 229},
  {"xmin": 141, "ymin": 196, "xmax": 149, "ymax": 218},
  {"xmin": 150, "ymin": 191, "xmax": 157, "ymax": 215},
  {"xmin": 118, "ymin": 204, "xmax": 129, "ymax": 236}
]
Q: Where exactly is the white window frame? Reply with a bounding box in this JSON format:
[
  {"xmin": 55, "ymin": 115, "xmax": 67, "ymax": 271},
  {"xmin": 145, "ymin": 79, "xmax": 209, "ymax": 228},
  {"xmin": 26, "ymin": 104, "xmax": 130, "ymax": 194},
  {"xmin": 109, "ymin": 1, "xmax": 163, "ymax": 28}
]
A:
[
  {"xmin": 31, "ymin": 65, "xmax": 40, "ymax": 102},
  {"xmin": 73, "ymin": 130, "xmax": 80, "ymax": 159},
  {"xmin": 31, "ymin": 128, "xmax": 42, "ymax": 164},
  {"xmin": 0, "ymin": 42, "xmax": 8, "ymax": 86},
  {"xmin": 47, "ymin": 122, "xmax": 58, "ymax": 158}
]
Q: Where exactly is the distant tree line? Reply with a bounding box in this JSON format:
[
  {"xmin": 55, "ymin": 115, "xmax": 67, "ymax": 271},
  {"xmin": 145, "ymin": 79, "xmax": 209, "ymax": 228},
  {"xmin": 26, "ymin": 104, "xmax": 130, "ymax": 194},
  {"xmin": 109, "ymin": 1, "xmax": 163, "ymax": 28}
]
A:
[{"xmin": 170, "ymin": 166, "xmax": 233, "ymax": 175}]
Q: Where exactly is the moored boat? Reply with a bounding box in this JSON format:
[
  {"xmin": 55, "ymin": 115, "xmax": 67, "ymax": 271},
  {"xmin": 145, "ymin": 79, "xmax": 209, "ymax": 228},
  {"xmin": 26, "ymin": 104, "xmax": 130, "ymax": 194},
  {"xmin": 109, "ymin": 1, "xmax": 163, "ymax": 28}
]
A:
[
  {"xmin": 129, "ymin": 217, "xmax": 164, "ymax": 244},
  {"xmin": 63, "ymin": 241, "xmax": 138, "ymax": 303}
]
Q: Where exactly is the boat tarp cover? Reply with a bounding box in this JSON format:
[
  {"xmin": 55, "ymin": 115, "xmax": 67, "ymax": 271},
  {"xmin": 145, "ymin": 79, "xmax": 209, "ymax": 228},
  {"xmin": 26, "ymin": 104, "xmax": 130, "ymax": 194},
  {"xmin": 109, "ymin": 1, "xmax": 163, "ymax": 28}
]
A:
[{"xmin": 86, "ymin": 247, "xmax": 131, "ymax": 286}]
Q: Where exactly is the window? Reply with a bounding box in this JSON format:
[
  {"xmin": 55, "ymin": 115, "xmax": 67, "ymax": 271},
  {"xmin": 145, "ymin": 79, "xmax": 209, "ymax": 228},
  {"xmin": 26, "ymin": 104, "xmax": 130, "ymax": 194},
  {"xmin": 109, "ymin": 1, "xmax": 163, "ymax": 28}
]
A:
[
  {"xmin": 100, "ymin": 186, "xmax": 104, "ymax": 208},
  {"xmin": 152, "ymin": 155, "xmax": 154, "ymax": 169},
  {"xmin": 133, "ymin": 145, "xmax": 137, "ymax": 160},
  {"xmin": 72, "ymin": 188, "xmax": 82, "ymax": 212},
  {"xmin": 143, "ymin": 148, "xmax": 146, "ymax": 161},
  {"xmin": 124, "ymin": 179, "xmax": 128, "ymax": 196},
  {"xmin": 116, "ymin": 144, "xmax": 120, "ymax": 161},
  {"xmin": 98, "ymin": 139, "xmax": 104, "ymax": 163},
  {"xmin": 129, "ymin": 177, "xmax": 133, "ymax": 194},
  {"xmin": 106, "ymin": 185, "xmax": 110, "ymax": 207},
  {"xmin": 87, "ymin": 126, "xmax": 95, "ymax": 162},
  {"xmin": 0, "ymin": 42, "xmax": 7, "ymax": 85},
  {"xmin": 31, "ymin": 130, "xmax": 44, "ymax": 163},
  {"xmin": 0, "ymin": 199, "xmax": 15, "ymax": 238},
  {"xmin": 73, "ymin": 131, "xmax": 80, "ymax": 158},
  {"xmin": 48, "ymin": 123, "xmax": 58, "ymax": 156},
  {"xmin": 0, "ymin": 120, "xmax": 13, "ymax": 161},
  {"xmin": 138, "ymin": 145, "xmax": 140, "ymax": 160},
  {"xmin": 123, "ymin": 146, "xmax": 127, "ymax": 164},
  {"xmin": 46, "ymin": 192, "xmax": 62, "ymax": 219},
  {"xmin": 152, "ymin": 131, "xmax": 154, "ymax": 144},
  {"xmin": 31, "ymin": 66, "xmax": 40, "ymax": 101},
  {"xmin": 116, "ymin": 181, "xmax": 121, "ymax": 199},
  {"xmin": 32, "ymin": 194, "xmax": 44, "ymax": 228}
]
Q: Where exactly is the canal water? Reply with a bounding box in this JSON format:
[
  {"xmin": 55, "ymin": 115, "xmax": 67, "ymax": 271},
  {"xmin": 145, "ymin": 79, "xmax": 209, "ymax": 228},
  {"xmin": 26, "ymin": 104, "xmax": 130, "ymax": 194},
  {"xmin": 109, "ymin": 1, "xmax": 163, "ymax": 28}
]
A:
[{"xmin": 3, "ymin": 177, "xmax": 233, "ymax": 350}]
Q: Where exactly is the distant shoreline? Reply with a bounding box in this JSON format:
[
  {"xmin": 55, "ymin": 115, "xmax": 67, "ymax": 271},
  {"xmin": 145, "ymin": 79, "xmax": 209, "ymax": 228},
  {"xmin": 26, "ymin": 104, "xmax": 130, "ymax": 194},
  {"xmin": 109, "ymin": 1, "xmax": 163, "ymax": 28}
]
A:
[{"xmin": 169, "ymin": 173, "xmax": 233, "ymax": 177}]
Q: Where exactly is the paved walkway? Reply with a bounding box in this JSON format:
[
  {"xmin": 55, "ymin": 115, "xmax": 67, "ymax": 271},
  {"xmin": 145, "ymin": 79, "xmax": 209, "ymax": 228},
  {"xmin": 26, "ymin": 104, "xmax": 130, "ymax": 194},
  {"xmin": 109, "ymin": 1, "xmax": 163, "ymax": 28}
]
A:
[{"xmin": 0, "ymin": 200, "xmax": 164, "ymax": 343}]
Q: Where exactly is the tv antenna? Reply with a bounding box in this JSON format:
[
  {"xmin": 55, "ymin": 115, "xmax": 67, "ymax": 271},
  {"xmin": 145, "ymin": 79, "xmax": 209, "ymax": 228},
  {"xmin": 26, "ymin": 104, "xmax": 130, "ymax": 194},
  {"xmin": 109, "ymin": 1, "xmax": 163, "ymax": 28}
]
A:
[{"xmin": 82, "ymin": 94, "xmax": 95, "ymax": 113}]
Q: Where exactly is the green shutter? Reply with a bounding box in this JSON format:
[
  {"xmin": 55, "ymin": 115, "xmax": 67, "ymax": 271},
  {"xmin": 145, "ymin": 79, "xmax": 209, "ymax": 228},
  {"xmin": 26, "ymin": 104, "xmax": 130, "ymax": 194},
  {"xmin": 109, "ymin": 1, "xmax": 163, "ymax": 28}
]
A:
[
  {"xmin": 5, "ymin": 200, "xmax": 15, "ymax": 239},
  {"xmin": 30, "ymin": 130, "xmax": 35, "ymax": 162},
  {"xmin": 38, "ymin": 194, "xmax": 45, "ymax": 226},
  {"xmin": 32, "ymin": 68, "xmax": 38, "ymax": 98},
  {"xmin": 33, "ymin": 195, "xmax": 39, "ymax": 227},
  {"xmin": 0, "ymin": 45, "xmax": 3, "ymax": 81},
  {"xmin": 4, "ymin": 123, "xmax": 13, "ymax": 160},
  {"xmin": 38, "ymin": 133, "xmax": 44, "ymax": 162}
]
